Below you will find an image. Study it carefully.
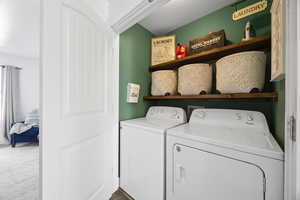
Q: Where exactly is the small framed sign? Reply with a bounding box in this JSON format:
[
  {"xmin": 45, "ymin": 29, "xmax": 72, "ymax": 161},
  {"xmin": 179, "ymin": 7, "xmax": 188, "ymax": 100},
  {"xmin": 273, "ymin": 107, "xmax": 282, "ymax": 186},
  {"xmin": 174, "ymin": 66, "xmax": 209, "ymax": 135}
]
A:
[
  {"xmin": 151, "ymin": 35, "xmax": 176, "ymax": 66},
  {"xmin": 232, "ymin": 0, "xmax": 268, "ymax": 21},
  {"xmin": 127, "ymin": 83, "xmax": 140, "ymax": 103},
  {"xmin": 189, "ymin": 30, "xmax": 225, "ymax": 55}
]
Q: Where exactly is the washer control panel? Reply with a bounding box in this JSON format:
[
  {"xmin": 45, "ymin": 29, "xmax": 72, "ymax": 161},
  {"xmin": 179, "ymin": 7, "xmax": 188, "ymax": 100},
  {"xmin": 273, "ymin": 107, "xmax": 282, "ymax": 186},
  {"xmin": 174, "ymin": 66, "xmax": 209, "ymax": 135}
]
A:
[
  {"xmin": 190, "ymin": 109, "xmax": 269, "ymax": 132},
  {"xmin": 146, "ymin": 106, "xmax": 187, "ymax": 123}
]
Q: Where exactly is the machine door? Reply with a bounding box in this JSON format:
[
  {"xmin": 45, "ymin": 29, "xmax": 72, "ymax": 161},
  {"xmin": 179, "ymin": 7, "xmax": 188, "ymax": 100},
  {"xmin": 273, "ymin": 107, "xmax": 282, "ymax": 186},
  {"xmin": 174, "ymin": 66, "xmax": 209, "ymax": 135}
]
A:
[
  {"xmin": 172, "ymin": 144, "xmax": 265, "ymax": 200},
  {"xmin": 120, "ymin": 126, "xmax": 165, "ymax": 200}
]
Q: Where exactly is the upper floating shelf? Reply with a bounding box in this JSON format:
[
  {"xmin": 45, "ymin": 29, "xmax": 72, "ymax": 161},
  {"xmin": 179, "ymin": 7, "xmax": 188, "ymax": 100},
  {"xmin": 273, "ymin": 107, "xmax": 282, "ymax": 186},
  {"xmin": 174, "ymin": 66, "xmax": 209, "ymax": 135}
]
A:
[{"xmin": 149, "ymin": 35, "xmax": 271, "ymax": 72}]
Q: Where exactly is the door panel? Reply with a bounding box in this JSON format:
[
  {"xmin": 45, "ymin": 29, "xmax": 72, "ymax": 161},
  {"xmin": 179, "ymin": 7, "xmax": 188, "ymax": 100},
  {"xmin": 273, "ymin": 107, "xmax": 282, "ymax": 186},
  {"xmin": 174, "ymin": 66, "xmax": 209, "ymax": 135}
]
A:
[
  {"xmin": 172, "ymin": 144, "xmax": 265, "ymax": 200},
  {"xmin": 62, "ymin": 5, "xmax": 106, "ymax": 116},
  {"xmin": 41, "ymin": 0, "xmax": 117, "ymax": 199},
  {"xmin": 61, "ymin": 136, "xmax": 106, "ymax": 200}
]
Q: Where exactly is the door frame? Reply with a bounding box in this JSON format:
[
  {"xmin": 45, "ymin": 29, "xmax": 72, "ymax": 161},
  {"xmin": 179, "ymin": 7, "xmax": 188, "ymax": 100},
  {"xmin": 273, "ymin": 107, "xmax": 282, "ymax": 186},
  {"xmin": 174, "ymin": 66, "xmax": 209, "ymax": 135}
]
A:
[
  {"xmin": 39, "ymin": 0, "xmax": 298, "ymax": 198},
  {"xmin": 113, "ymin": 0, "xmax": 300, "ymax": 198},
  {"xmin": 111, "ymin": 0, "xmax": 170, "ymax": 34},
  {"xmin": 296, "ymin": 0, "xmax": 300, "ymax": 197},
  {"xmin": 113, "ymin": 0, "xmax": 299, "ymax": 199},
  {"xmin": 284, "ymin": 0, "xmax": 299, "ymax": 199},
  {"xmin": 112, "ymin": 32, "xmax": 120, "ymax": 190}
]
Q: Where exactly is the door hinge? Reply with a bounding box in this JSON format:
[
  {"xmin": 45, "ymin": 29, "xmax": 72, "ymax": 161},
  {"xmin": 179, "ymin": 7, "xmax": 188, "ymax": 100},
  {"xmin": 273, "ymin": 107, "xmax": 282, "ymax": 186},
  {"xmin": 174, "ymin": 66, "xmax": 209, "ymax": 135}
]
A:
[{"xmin": 288, "ymin": 115, "xmax": 296, "ymax": 142}]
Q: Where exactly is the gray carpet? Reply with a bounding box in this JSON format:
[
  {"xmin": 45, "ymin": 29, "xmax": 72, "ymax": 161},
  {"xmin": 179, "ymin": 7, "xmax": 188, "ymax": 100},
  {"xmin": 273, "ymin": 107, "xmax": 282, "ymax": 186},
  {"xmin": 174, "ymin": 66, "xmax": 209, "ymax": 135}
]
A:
[{"xmin": 0, "ymin": 143, "xmax": 39, "ymax": 200}]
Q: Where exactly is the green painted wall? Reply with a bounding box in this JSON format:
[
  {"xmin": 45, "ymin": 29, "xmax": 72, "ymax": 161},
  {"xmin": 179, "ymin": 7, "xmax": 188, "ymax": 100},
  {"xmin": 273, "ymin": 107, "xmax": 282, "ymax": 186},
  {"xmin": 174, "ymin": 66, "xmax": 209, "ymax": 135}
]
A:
[
  {"xmin": 119, "ymin": 24, "xmax": 153, "ymax": 121},
  {"xmin": 272, "ymin": 80, "xmax": 285, "ymax": 147},
  {"xmin": 119, "ymin": 0, "xmax": 285, "ymax": 148}
]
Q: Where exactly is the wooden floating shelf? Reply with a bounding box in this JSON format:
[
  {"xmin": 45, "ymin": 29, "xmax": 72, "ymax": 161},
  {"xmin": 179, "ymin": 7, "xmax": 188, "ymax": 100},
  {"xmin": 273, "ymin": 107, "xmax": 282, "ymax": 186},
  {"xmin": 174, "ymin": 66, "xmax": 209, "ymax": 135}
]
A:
[
  {"xmin": 150, "ymin": 35, "xmax": 271, "ymax": 72},
  {"xmin": 144, "ymin": 93, "xmax": 278, "ymax": 101}
]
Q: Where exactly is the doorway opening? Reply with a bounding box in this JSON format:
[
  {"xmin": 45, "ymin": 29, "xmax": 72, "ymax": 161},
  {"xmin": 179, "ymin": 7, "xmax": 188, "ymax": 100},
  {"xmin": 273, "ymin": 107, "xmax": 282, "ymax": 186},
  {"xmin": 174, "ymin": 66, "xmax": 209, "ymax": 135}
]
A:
[
  {"xmin": 0, "ymin": 0, "xmax": 40, "ymax": 199},
  {"xmin": 116, "ymin": 0, "xmax": 286, "ymax": 199}
]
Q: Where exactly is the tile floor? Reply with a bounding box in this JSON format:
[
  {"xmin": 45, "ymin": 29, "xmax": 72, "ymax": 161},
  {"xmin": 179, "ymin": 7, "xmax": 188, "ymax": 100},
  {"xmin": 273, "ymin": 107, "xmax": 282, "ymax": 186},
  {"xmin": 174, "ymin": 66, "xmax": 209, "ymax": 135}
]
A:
[{"xmin": 110, "ymin": 189, "xmax": 132, "ymax": 200}]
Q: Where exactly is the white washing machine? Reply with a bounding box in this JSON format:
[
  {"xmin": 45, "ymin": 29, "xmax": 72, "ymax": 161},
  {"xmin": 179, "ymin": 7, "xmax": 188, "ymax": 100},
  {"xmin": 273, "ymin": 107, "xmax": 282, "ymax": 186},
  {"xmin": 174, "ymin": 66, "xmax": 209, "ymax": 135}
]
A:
[
  {"xmin": 166, "ymin": 109, "xmax": 284, "ymax": 200},
  {"xmin": 120, "ymin": 106, "xmax": 187, "ymax": 200}
]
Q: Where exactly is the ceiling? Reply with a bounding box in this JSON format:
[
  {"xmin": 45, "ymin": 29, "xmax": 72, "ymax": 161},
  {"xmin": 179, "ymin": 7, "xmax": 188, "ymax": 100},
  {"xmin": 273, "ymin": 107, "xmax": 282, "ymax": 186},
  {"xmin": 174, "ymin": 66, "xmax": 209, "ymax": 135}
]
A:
[
  {"xmin": 0, "ymin": 0, "xmax": 138, "ymax": 58},
  {"xmin": 0, "ymin": 0, "xmax": 240, "ymax": 57},
  {"xmin": 139, "ymin": 0, "xmax": 239, "ymax": 36},
  {"xmin": 0, "ymin": 0, "xmax": 145, "ymax": 58},
  {"xmin": 0, "ymin": 0, "xmax": 40, "ymax": 58}
]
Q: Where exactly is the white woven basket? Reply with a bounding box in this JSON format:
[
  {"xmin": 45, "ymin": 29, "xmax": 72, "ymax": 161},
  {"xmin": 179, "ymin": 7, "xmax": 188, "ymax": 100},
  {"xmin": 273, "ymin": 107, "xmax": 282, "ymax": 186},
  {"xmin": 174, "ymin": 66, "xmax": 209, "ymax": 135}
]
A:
[
  {"xmin": 178, "ymin": 63, "xmax": 212, "ymax": 95},
  {"xmin": 151, "ymin": 70, "xmax": 177, "ymax": 96},
  {"xmin": 216, "ymin": 51, "xmax": 266, "ymax": 93}
]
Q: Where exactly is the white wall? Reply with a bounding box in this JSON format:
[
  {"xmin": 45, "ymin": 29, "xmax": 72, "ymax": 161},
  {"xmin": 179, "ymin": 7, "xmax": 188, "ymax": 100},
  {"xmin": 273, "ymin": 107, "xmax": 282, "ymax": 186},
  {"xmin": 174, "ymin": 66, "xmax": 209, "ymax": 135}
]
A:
[
  {"xmin": 0, "ymin": 0, "xmax": 40, "ymax": 58},
  {"xmin": 0, "ymin": 52, "xmax": 39, "ymax": 121}
]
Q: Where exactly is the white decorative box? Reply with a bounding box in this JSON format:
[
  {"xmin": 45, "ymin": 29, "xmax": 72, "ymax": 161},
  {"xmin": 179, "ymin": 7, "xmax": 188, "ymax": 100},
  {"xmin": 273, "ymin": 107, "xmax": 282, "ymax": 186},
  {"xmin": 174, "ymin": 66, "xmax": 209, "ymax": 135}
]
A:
[
  {"xmin": 151, "ymin": 70, "xmax": 177, "ymax": 96},
  {"xmin": 178, "ymin": 63, "xmax": 212, "ymax": 95},
  {"xmin": 216, "ymin": 51, "xmax": 266, "ymax": 93}
]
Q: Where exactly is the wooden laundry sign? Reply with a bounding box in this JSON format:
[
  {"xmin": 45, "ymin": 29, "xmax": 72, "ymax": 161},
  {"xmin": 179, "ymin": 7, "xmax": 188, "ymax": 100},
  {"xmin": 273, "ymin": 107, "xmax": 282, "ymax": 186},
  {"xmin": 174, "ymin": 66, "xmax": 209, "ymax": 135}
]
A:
[{"xmin": 232, "ymin": 0, "xmax": 268, "ymax": 21}]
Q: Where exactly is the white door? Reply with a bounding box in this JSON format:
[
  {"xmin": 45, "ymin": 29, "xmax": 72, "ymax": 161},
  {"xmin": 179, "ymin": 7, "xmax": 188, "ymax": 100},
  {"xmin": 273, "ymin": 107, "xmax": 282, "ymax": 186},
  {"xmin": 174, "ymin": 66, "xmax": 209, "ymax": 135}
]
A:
[
  {"xmin": 171, "ymin": 144, "xmax": 265, "ymax": 200},
  {"xmin": 41, "ymin": 0, "xmax": 118, "ymax": 199}
]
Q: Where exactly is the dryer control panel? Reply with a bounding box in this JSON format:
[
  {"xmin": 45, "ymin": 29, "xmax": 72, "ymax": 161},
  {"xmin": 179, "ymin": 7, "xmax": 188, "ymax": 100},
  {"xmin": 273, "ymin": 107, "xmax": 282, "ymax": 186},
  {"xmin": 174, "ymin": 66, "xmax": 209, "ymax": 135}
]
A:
[
  {"xmin": 190, "ymin": 109, "xmax": 270, "ymax": 133},
  {"xmin": 146, "ymin": 106, "xmax": 187, "ymax": 123}
]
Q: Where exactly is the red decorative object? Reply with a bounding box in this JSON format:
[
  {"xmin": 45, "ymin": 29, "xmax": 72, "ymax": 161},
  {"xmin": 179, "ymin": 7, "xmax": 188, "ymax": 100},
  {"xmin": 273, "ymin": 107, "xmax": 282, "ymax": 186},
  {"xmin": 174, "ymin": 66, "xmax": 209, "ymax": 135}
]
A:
[{"xmin": 176, "ymin": 43, "xmax": 188, "ymax": 59}]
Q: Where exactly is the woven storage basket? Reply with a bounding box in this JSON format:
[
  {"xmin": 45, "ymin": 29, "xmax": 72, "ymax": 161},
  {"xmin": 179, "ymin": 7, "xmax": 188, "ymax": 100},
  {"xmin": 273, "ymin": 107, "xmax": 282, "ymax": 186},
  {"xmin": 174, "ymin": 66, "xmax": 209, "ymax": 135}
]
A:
[
  {"xmin": 216, "ymin": 51, "xmax": 266, "ymax": 93},
  {"xmin": 178, "ymin": 63, "xmax": 212, "ymax": 95},
  {"xmin": 151, "ymin": 70, "xmax": 177, "ymax": 96}
]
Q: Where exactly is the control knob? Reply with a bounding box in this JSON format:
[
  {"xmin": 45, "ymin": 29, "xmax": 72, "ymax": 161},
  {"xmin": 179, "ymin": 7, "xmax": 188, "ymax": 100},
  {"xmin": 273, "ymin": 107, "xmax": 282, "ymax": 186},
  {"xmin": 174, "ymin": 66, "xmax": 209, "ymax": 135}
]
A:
[
  {"xmin": 247, "ymin": 115, "xmax": 254, "ymax": 121},
  {"xmin": 236, "ymin": 113, "xmax": 242, "ymax": 120}
]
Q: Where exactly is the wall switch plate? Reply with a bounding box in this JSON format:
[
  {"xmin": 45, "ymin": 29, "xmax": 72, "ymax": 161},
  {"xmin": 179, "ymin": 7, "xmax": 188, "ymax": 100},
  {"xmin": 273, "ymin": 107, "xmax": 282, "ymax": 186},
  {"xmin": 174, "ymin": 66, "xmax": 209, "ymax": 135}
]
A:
[{"xmin": 127, "ymin": 83, "xmax": 140, "ymax": 103}]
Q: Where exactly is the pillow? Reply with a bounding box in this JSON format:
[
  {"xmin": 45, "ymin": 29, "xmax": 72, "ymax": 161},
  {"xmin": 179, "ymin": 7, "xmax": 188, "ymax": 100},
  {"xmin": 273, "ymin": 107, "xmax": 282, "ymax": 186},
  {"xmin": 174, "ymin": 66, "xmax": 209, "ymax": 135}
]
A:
[{"xmin": 25, "ymin": 109, "xmax": 40, "ymax": 126}]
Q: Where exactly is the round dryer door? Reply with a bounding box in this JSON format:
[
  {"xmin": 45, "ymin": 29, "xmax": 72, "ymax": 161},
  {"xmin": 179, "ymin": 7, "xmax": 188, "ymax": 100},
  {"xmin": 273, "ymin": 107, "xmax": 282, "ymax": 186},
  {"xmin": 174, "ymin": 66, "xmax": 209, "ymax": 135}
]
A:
[{"xmin": 171, "ymin": 144, "xmax": 265, "ymax": 200}]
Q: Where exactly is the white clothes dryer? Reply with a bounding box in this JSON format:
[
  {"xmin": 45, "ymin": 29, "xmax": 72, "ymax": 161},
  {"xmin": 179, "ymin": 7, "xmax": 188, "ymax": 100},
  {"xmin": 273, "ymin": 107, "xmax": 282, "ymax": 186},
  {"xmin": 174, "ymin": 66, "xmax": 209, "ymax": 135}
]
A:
[{"xmin": 166, "ymin": 109, "xmax": 283, "ymax": 200}]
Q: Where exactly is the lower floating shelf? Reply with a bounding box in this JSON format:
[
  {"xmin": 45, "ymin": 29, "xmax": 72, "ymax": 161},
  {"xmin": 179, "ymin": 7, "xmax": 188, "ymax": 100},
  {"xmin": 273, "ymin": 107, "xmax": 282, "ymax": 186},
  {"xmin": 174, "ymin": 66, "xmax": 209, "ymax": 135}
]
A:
[{"xmin": 143, "ymin": 93, "xmax": 278, "ymax": 101}]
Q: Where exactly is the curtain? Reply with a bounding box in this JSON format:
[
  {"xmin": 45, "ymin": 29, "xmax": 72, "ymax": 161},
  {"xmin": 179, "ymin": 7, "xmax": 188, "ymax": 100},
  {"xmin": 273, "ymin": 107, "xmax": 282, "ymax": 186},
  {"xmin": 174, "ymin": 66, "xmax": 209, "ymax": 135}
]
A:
[{"xmin": 0, "ymin": 66, "xmax": 20, "ymax": 144}]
